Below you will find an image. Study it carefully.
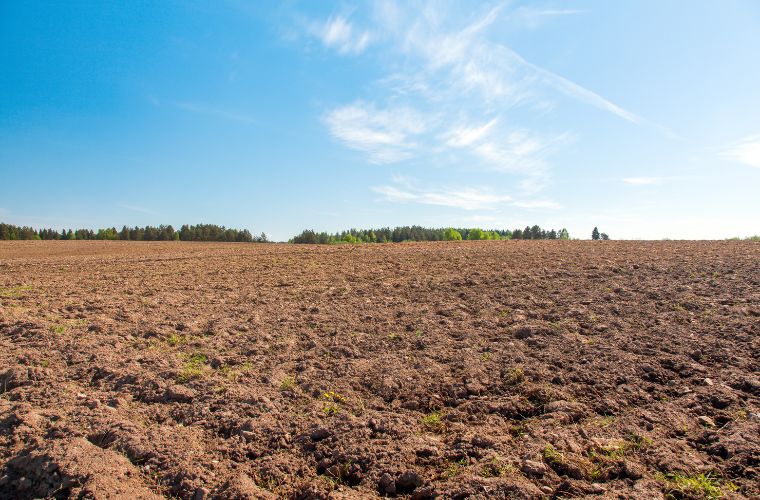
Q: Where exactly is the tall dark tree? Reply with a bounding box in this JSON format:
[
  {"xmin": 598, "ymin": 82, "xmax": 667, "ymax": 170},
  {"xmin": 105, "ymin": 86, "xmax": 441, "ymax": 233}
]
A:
[{"xmin": 592, "ymin": 227, "xmax": 600, "ymax": 240}]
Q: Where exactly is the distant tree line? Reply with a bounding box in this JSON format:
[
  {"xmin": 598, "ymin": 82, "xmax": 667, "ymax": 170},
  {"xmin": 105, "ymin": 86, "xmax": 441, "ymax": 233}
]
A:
[
  {"xmin": 0, "ymin": 222, "xmax": 267, "ymax": 242},
  {"xmin": 290, "ymin": 225, "xmax": 571, "ymax": 244}
]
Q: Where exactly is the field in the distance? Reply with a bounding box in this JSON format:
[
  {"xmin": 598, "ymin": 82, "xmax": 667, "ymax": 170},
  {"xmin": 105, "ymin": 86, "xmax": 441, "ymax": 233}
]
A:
[{"xmin": 1, "ymin": 241, "xmax": 758, "ymax": 499}]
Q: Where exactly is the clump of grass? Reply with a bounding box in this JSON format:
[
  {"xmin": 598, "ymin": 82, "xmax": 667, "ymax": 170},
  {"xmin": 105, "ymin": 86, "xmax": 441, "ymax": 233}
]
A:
[
  {"xmin": 177, "ymin": 353, "xmax": 207, "ymax": 383},
  {"xmin": 49, "ymin": 324, "xmax": 67, "ymax": 334},
  {"xmin": 591, "ymin": 434, "xmax": 652, "ymax": 461},
  {"xmin": 509, "ymin": 421, "xmax": 529, "ymax": 438},
  {"xmin": 504, "ymin": 366, "xmax": 525, "ymax": 386},
  {"xmin": 542, "ymin": 444, "xmax": 565, "ymax": 466},
  {"xmin": 387, "ymin": 332, "xmax": 401, "ymax": 341},
  {"xmin": 587, "ymin": 434, "xmax": 654, "ymax": 480},
  {"xmin": 672, "ymin": 303, "xmax": 686, "ymax": 313},
  {"xmin": 219, "ymin": 365, "xmax": 239, "ymax": 381},
  {"xmin": 280, "ymin": 376, "xmax": 296, "ymax": 391},
  {"xmin": 594, "ymin": 415, "xmax": 615, "ymax": 428},
  {"xmin": 480, "ymin": 455, "xmax": 513, "ymax": 478},
  {"xmin": 626, "ymin": 433, "xmax": 653, "ymax": 451},
  {"xmin": 0, "ymin": 285, "xmax": 32, "ymax": 299},
  {"xmin": 441, "ymin": 458, "xmax": 468, "ymax": 478},
  {"xmin": 166, "ymin": 333, "xmax": 185, "ymax": 346},
  {"xmin": 420, "ymin": 411, "xmax": 444, "ymax": 433},
  {"xmin": 656, "ymin": 472, "xmax": 730, "ymax": 499}
]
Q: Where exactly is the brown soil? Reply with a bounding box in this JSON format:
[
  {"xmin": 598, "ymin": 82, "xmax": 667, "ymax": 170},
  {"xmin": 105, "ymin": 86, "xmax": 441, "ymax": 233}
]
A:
[{"xmin": 1, "ymin": 240, "xmax": 758, "ymax": 499}]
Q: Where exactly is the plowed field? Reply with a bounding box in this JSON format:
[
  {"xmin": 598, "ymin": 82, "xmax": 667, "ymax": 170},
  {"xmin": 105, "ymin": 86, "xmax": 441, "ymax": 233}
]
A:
[{"xmin": 1, "ymin": 241, "xmax": 758, "ymax": 499}]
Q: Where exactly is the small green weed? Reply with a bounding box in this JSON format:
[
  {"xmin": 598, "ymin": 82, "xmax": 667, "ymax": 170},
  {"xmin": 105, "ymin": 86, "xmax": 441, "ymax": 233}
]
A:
[
  {"xmin": 322, "ymin": 391, "xmax": 346, "ymax": 416},
  {"xmin": 441, "ymin": 458, "xmax": 468, "ymax": 478},
  {"xmin": 656, "ymin": 472, "xmax": 727, "ymax": 499},
  {"xmin": 420, "ymin": 411, "xmax": 444, "ymax": 433},
  {"xmin": 509, "ymin": 421, "xmax": 529, "ymax": 438},
  {"xmin": 590, "ymin": 434, "xmax": 652, "ymax": 461},
  {"xmin": 218, "ymin": 362, "xmax": 253, "ymax": 382},
  {"xmin": 542, "ymin": 444, "xmax": 565, "ymax": 466},
  {"xmin": 594, "ymin": 415, "xmax": 615, "ymax": 428},
  {"xmin": 177, "ymin": 353, "xmax": 207, "ymax": 383},
  {"xmin": 0, "ymin": 285, "xmax": 32, "ymax": 299},
  {"xmin": 479, "ymin": 455, "xmax": 513, "ymax": 478},
  {"xmin": 280, "ymin": 376, "xmax": 296, "ymax": 391},
  {"xmin": 166, "ymin": 333, "xmax": 184, "ymax": 346},
  {"xmin": 49, "ymin": 324, "xmax": 67, "ymax": 334},
  {"xmin": 505, "ymin": 366, "xmax": 525, "ymax": 386}
]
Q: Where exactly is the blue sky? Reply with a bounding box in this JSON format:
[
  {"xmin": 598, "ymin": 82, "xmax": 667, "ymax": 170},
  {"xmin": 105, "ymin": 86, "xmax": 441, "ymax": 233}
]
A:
[{"xmin": 1, "ymin": 1, "xmax": 759, "ymax": 240}]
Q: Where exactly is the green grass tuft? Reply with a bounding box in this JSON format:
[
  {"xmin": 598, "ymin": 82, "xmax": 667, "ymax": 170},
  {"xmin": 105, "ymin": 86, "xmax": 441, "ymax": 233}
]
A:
[
  {"xmin": 656, "ymin": 472, "xmax": 730, "ymax": 499},
  {"xmin": 177, "ymin": 353, "xmax": 207, "ymax": 383},
  {"xmin": 420, "ymin": 411, "xmax": 444, "ymax": 433}
]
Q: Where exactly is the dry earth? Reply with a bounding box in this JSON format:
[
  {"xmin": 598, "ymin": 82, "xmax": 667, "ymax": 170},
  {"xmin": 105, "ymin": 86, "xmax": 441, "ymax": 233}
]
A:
[{"xmin": 0, "ymin": 240, "xmax": 758, "ymax": 499}]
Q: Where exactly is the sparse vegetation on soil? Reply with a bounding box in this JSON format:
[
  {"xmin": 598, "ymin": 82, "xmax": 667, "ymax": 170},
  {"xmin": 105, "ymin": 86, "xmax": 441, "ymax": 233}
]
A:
[{"xmin": 0, "ymin": 240, "xmax": 758, "ymax": 498}]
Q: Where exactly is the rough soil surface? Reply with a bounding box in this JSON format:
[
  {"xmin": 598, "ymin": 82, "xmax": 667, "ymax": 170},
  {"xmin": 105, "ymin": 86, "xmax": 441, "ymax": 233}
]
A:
[{"xmin": 0, "ymin": 240, "xmax": 758, "ymax": 499}]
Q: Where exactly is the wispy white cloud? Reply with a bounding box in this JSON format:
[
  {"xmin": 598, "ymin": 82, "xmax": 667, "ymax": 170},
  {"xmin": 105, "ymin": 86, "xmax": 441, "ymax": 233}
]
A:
[
  {"xmin": 517, "ymin": 56, "xmax": 641, "ymax": 124},
  {"xmin": 443, "ymin": 118, "xmax": 498, "ymax": 147},
  {"xmin": 372, "ymin": 177, "xmax": 561, "ymax": 211},
  {"xmin": 522, "ymin": 9, "xmax": 586, "ymax": 17},
  {"xmin": 372, "ymin": 184, "xmax": 512, "ymax": 211},
  {"xmin": 719, "ymin": 135, "xmax": 760, "ymax": 168},
  {"xmin": 621, "ymin": 175, "xmax": 695, "ymax": 186},
  {"xmin": 514, "ymin": 7, "xmax": 586, "ymax": 28},
  {"xmin": 512, "ymin": 199, "xmax": 562, "ymax": 209},
  {"xmin": 324, "ymin": 101, "xmax": 428, "ymax": 163},
  {"xmin": 175, "ymin": 102, "xmax": 256, "ymax": 124},
  {"xmin": 305, "ymin": 2, "xmax": 650, "ymax": 197},
  {"xmin": 622, "ymin": 177, "xmax": 665, "ymax": 186},
  {"xmin": 312, "ymin": 15, "xmax": 370, "ymax": 55},
  {"xmin": 473, "ymin": 130, "xmax": 571, "ymax": 173},
  {"xmin": 385, "ymin": 3, "xmax": 638, "ymax": 122}
]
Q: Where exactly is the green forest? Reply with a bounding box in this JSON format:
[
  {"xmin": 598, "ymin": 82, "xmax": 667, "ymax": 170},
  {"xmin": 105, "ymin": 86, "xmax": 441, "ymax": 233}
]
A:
[
  {"xmin": 0, "ymin": 223, "xmax": 266, "ymax": 242},
  {"xmin": 289, "ymin": 225, "xmax": 571, "ymax": 244}
]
